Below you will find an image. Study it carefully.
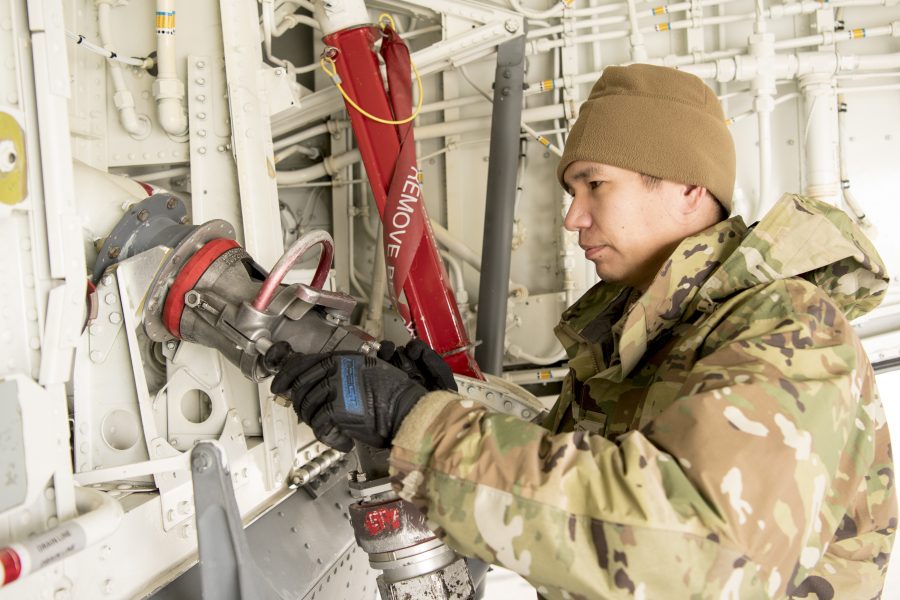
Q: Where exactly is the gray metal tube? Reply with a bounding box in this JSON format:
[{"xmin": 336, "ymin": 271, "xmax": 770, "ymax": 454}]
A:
[{"xmin": 474, "ymin": 34, "xmax": 527, "ymax": 376}]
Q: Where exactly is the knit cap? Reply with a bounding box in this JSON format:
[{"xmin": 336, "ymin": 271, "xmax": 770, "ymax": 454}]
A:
[{"xmin": 557, "ymin": 64, "xmax": 736, "ymax": 212}]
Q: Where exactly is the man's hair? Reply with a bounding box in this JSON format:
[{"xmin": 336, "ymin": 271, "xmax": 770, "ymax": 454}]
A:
[
  {"xmin": 640, "ymin": 173, "xmax": 662, "ymax": 191},
  {"xmin": 639, "ymin": 172, "xmax": 729, "ymax": 222}
]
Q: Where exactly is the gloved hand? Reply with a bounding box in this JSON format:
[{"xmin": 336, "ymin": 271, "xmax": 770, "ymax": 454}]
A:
[
  {"xmin": 270, "ymin": 352, "xmax": 428, "ymax": 452},
  {"xmin": 377, "ymin": 339, "xmax": 458, "ymax": 392}
]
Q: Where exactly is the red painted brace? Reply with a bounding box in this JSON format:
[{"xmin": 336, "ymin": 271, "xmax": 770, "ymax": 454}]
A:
[{"xmin": 323, "ymin": 25, "xmax": 482, "ymax": 379}]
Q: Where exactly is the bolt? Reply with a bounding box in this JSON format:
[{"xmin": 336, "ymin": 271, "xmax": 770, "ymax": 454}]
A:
[
  {"xmin": 275, "ymin": 68, "xmax": 284, "ymax": 76},
  {"xmin": 197, "ymin": 112, "xmax": 207, "ymax": 119},
  {"xmin": 166, "ymin": 340, "xmax": 177, "ymax": 349},
  {"xmin": 107, "ymin": 246, "xmax": 121, "ymax": 259},
  {"xmin": 195, "ymin": 77, "xmax": 206, "ymax": 85},
  {"xmin": 198, "ymin": 130, "xmax": 207, "ymax": 137},
  {"xmin": 196, "ymin": 60, "xmax": 206, "ymax": 69},
  {"xmin": 198, "ymin": 147, "xmax": 207, "ymax": 155},
  {"xmin": 504, "ymin": 18, "xmax": 519, "ymax": 33},
  {"xmin": 0, "ymin": 140, "xmax": 16, "ymax": 173},
  {"xmin": 166, "ymin": 197, "xmax": 178, "ymax": 209},
  {"xmin": 137, "ymin": 209, "xmax": 150, "ymax": 222},
  {"xmin": 196, "ymin": 94, "xmax": 206, "ymax": 102},
  {"xmin": 192, "ymin": 452, "xmax": 211, "ymax": 472},
  {"xmin": 180, "ymin": 216, "xmax": 190, "ymax": 224}
]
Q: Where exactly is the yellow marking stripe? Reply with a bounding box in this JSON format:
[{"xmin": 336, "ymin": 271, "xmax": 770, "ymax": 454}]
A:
[{"xmin": 156, "ymin": 13, "xmax": 175, "ymax": 29}]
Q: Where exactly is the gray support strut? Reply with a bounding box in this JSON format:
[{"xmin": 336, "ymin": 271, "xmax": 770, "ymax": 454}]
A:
[
  {"xmin": 191, "ymin": 441, "xmax": 280, "ymax": 600},
  {"xmin": 474, "ymin": 33, "xmax": 528, "ymax": 376}
]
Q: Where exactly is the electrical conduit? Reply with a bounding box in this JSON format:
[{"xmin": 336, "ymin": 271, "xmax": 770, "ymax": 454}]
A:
[{"xmin": 97, "ymin": 1, "xmax": 151, "ymax": 139}]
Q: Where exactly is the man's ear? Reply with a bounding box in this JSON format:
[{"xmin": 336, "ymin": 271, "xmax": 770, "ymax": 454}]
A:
[{"xmin": 681, "ymin": 184, "xmax": 708, "ymax": 213}]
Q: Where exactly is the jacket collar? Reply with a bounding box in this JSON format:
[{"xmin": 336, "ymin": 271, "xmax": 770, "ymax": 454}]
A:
[{"xmin": 557, "ymin": 216, "xmax": 747, "ymax": 380}]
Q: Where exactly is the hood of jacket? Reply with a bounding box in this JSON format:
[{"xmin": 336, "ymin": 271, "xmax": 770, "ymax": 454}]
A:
[{"xmin": 556, "ymin": 193, "xmax": 888, "ymax": 380}]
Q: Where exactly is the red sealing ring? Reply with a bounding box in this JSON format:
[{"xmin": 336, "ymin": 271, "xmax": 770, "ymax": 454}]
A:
[{"xmin": 162, "ymin": 238, "xmax": 240, "ymax": 339}]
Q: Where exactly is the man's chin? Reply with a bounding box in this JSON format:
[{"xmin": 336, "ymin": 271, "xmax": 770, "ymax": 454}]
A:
[
  {"xmin": 593, "ymin": 264, "xmax": 635, "ymax": 287},
  {"xmin": 594, "ymin": 266, "xmax": 621, "ymax": 284}
]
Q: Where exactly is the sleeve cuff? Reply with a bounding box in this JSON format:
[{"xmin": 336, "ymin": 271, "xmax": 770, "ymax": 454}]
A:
[
  {"xmin": 392, "ymin": 390, "xmax": 459, "ymax": 459},
  {"xmin": 389, "ymin": 390, "xmax": 461, "ymax": 498}
]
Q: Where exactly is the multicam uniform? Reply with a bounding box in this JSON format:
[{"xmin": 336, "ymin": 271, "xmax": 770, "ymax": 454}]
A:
[{"xmin": 389, "ymin": 194, "xmax": 896, "ymax": 599}]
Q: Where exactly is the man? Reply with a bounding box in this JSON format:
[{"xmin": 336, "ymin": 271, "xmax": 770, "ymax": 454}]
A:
[{"xmin": 272, "ymin": 65, "xmax": 896, "ymax": 598}]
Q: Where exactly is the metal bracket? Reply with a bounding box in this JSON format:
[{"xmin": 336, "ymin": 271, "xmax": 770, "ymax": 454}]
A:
[
  {"xmin": 455, "ymin": 373, "xmax": 546, "ymax": 423},
  {"xmin": 191, "ymin": 441, "xmax": 282, "ymax": 600}
]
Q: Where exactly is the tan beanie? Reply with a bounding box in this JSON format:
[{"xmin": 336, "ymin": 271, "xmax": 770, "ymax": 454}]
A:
[{"xmin": 557, "ymin": 64, "xmax": 736, "ymax": 212}]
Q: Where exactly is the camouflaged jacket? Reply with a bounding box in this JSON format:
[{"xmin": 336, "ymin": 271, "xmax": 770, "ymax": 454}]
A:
[{"xmin": 389, "ymin": 194, "xmax": 896, "ymax": 599}]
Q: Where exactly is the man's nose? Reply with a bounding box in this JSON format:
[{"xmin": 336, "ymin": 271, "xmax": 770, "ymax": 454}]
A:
[{"xmin": 563, "ymin": 193, "xmax": 591, "ymax": 232}]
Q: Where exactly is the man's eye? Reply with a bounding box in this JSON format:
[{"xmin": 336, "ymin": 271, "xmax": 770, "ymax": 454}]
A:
[{"xmin": 589, "ymin": 181, "xmax": 605, "ymax": 190}]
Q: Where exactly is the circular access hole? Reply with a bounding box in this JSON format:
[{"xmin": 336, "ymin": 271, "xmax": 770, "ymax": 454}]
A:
[
  {"xmin": 180, "ymin": 389, "xmax": 213, "ymax": 424},
  {"xmin": 100, "ymin": 409, "xmax": 141, "ymax": 451}
]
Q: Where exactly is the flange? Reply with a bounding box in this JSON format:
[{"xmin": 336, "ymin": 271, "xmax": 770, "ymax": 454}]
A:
[
  {"xmin": 92, "ymin": 193, "xmax": 189, "ymax": 282},
  {"xmin": 142, "ymin": 219, "xmax": 236, "ymax": 342}
]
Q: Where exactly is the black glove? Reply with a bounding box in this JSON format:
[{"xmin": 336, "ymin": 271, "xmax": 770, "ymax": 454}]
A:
[
  {"xmin": 270, "ymin": 352, "xmax": 428, "ymax": 452},
  {"xmin": 377, "ymin": 339, "xmax": 458, "ymax": 392}
]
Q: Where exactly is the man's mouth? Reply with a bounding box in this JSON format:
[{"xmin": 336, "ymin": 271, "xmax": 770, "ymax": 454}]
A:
[{"xmin": 580, "ymin": 244, "xmax": 609, "ymax": 259}]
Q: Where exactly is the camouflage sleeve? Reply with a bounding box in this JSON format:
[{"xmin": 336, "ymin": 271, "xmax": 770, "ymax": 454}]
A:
[{"xmin": 389, "ymin": 279, "xmax": 893, "ymax": 599}]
